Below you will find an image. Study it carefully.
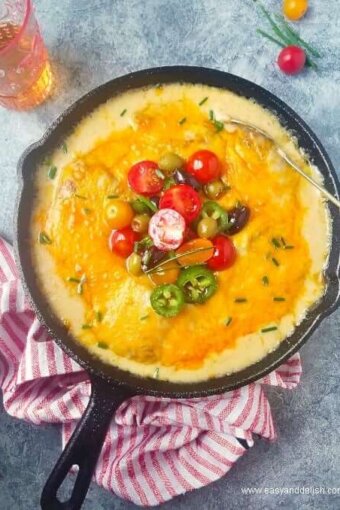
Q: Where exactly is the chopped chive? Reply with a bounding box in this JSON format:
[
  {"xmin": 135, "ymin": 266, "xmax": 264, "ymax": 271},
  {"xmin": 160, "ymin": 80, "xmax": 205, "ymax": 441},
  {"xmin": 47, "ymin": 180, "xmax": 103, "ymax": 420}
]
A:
[
  {"xmin": 75, "ymin": 194, "xmax": 87, "ymax": 200},
  {"xmin": 81, "ymin": 324, "xmax": 92, "ymax": 329},
  {"xmin": 120, "ymin": 108, "xmax": 127, "ymax": 117},
  {"xmin": 261, "ymin": 326, "xmax": 278, "ymax": 333},
  {"xmin": 199, "ymin": 96, "xmax": 208, "ymax": 106},
  {"xmin": 61, "ymin": 142, "xmax": 68, "ymax": 154},
  {"xmin": 209, "ymin": 109, "xmax": 214, "ymax": 120},
  {"xmin": 271, "ymin": 238, "xmax": 281, "ymax": 248},
  {"xmin": 273, "ymin": 297, "xmax": 286, "ymax": 302},
  {"xmin": 95, "ymin": 311, "xmax": 103, "ymax": 322},
  {"xmin": 67, "ymin": 277, "xmax": 81, "ymax": 283},
  {"xmin": 179, "ymin": 117, "xmax": 187, "ymax": 125},
  {"xmin": 271, "ymin": 257, "xmax": 280, "ymax": 267},
  {"xmin": 153, "ymin": 367, "xmax": 160, "ymax": 379},
  {"xmin": 77, "ymin": 274, "xmax": 86, "ymax": 295},
  {"xmin": 224, "ymin": 316, "xmax": 233, "ymax": 326},
  {"xmin": 155, "ymin": 169, "xmax": 165, "ymax": 180},
  {"xmin": 209, "ymin": 109, "xmax": 224, "ymax": 132},
  {"xmin": 256, "ymin": 28, "xmax": 285, "ymax": 48},
  {"xmin": 280, "ymin": 237, "xmax": 286, "ymax": 247},
  {"xmin": 140, "ymin": 315, "xmax": 149, "ymax": 321},
  {"xmin": 107, "ymin": 194, "xmax": 119, "ymax": 199},
  {"xmin": 234, "ymin": 298, "xmax": 247, "ymax": 303},
  {"xmin": 43, "ymin": 156, "xmax": 52, "ymax": 166},
  {"xmin": 82, "ymin": 207, "xmax": 92, "ymax": 215},
  {"xmin": 97, "ymin": 341, "xmax": 108, "ymax": 349},
  {"xmin": 39, "ymin": 232, "xmax": 52, "ymax": 245},
  {"xmin": 262, "ymin": 275, "xmax": 269, "ymax": 286},
  {"xmin": 284, "ymin": 245, "xmax": 295, "ymax": 250},
  {"xmin": 48, "ymin": 166, "xmax": 58, "ymax": 180}
]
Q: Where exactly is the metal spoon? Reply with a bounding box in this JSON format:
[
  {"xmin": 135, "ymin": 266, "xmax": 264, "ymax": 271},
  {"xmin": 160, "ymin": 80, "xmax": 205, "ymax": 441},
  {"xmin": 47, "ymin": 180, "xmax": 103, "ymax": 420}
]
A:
[{"xmin": 227, "ymin": 118, "xmax": 340, "ymax": 209}]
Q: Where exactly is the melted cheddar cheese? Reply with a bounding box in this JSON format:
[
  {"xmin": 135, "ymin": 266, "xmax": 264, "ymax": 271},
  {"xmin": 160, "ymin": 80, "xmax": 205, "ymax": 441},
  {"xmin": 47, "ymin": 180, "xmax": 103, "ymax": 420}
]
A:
[{"xmin": 31, "ymin": 83, "xmax": 329, "ymax": 382}]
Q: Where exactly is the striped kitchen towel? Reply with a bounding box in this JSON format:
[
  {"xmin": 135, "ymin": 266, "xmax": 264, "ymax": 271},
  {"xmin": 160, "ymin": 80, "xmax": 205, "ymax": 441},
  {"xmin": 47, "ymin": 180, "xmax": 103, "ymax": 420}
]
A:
[{"xmin": 0, "ymin": 237, "xmax": 302, "ymax": 506}]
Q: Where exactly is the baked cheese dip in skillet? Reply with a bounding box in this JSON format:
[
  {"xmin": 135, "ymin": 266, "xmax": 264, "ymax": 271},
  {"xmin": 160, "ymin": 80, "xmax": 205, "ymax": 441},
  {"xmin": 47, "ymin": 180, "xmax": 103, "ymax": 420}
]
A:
[{"xmin": 30, "ymin": 82, "xmax": 330, "ymax": 383}]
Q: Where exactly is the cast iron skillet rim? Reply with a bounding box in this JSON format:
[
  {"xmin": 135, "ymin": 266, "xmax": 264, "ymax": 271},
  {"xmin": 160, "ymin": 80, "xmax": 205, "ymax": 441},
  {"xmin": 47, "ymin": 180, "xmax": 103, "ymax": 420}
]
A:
[{"xmin": 15, "ymin": 65, "xmax": 340, "ymax": 399}]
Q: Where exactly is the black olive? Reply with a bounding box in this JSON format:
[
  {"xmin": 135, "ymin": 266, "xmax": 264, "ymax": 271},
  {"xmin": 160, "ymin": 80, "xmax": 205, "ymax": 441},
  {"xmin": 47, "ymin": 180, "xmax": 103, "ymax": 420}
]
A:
[
  {"xmin": 141, "ymin": 246, "xmax": 167, "ymax": 272},
  {"xmin": 227, "ymin": 205, "xmax": 250, "ymax": 235},
  {"xmin": 173, "ymin": 169, "xmax": 202, "ymax": 191}
]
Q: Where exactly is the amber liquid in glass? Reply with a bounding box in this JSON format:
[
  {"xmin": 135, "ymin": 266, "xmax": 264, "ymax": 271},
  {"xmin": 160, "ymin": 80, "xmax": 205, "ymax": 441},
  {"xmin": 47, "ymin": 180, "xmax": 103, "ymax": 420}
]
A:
[{"xmin": 0, "ymin": 21, "xmax": 53, "ymax": 110}]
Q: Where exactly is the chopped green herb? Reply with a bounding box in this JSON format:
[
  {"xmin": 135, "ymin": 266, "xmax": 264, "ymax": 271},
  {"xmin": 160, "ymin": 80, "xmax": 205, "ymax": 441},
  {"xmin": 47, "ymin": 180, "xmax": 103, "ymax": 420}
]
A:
[
  {"xmin": 153, "ymin": 367, "xmax": 160, "ymax": 379},
  {"xmin": 81, "ymin": 324, "xmax": 92, "ymax": 330},
  {"xmin": 43, "ymin": 156, "xmax": 52, "ymax": 166},
  {"xmin": 273, "ymin": 297, "xmax": 286, "ymax": 302},
  {"xmin": 271, "ymin": 257, "xmax": 280, "ymax": 267},
  {"xmin": 280, "ymin": 237, "xmax": 286, "ymax": 247},
  {"xmin": 48, "ymin": 166, "xmax": 58, "ymax": 180},
  {"xmin": 82, "ymin": 207, "xmax": 92, "ymax": 215},
  {"xmin": 209, "ymin": 110, "xmax": 224, "ymax": 132},
  {"xmin": 61, "ymin": 142, "xmax": 68, "ymax": 154},
  {"xmin": 75, "ymin": 194, "xmax": 87, "ymax": 200},
  {"xmin": 77, "ymin": 274, "xmax": 86, "ymax": 295},
  {"xmin": 179, "ymin": 117, "xmax": 187, "ymax": 125},
  {"xmin": 284, "ymin": 245, "xmax": 295, "ymax": 250},
  {"xmin": 209, "ymin": 109, "xmax": 214, "ymax": 120},
  {"xmin": 97, "ymin": 341, "xmax": 108, "ymax": 349},
  {"xmin": 199, "ymin": 96, "xmax": 208, "ymax": 106},
  {"xmin": 39, "ymin": 232, "xmax": 52, "ymax": 245},
  {"xmin": 262, "ymin": 275, "xmax": 269, "ymax": 286},
  {"xmin": 224, "ymin": 316, "xmax": 233, "ymax": 326},
  {"xmin": 234, "ymin": 298, "xmax": 247, "ymax": 303},
  {"xmin": 107, "ymin": 194, "xmax": 119, "ymax": 199},
  {"xmin": 271, "ymin": 237, "xmax": 281, "ymax": 248},
  {"xmin": 120, "ymin": 108, "xmax": 127, "ymax": 117},
  {"xmin": 95, "ymin": 311, "xmax": 103, "ymax": 322},
  {"xmin": 67, "ymin": 277, "xmax": 81, "ymax": 283},
  {"xmin": 155, "ymin": 169, "xmax": 165, "ymax": 180},
  {"xmin": 140, "ymin": 315, "xmax": 149, "ymax": 321},
  {"xmin": 261, "ymin": 326, "xmax": 278, "ymax": 333}
]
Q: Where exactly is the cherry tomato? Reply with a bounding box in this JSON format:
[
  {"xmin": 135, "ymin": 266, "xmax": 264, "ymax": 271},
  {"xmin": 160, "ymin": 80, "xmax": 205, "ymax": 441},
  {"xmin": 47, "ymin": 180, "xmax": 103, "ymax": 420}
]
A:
[
  {"xmin": 283, "ymin": 0, "xmax": 308, "ymax": 21},
  {"xmin": 148, "ymin": 260, "xmax": 180, "ymax": 285},
  {"xmin": 128, "ymin": 160, "xmax": 164, "ymax": 195},
  {"xmin": 109, "ymin": 227, "xmax": 138, "ymax": 257},
  {"xmin": 176, "ymin": 238, "xmax": 214, "ymax": 266},
  {"xmin": 148, "ymin": 208, "xmax": 186, "ymax": 251},
  {"xmin": 106, "ymin": 199, "xmax": 134, "ymax": 229},
  {"xmin": 278, "ymin": 46, "xmax": 306, "ymax": 75},
  {"xmin": 207, "ymin": 235, "xmax": 237, "ymax": 271},
  {"xmin": 185, "ymin": 150, "xmax": 222, "ymax": 184},
  {"xmin": 159, "ymin": 184, "xmax": 201, "ymax": 223}
]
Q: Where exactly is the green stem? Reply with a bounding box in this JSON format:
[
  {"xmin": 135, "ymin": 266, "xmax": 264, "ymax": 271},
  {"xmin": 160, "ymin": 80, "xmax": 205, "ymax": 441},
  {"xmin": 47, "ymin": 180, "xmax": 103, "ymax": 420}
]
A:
[
  {"xmin": 259, "ymin": 5, "xmax": 292, "ymax": 46},
  {"xmin": 256, "ymin": 29, "xmax": 285, "ymax": 48},
  {"xmin": 274, "ymin": 14, "xmax": 321, "ymax": 58}
]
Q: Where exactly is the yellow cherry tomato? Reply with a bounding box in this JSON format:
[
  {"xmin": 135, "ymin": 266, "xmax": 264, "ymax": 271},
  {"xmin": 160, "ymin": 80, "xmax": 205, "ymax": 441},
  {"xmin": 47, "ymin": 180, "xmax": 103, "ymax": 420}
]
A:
[
  {"xmin": 283, "ymin": 0, "xmax": 308, "ymax": 21},
  {"xmin": 106, "ymin": 199, "xmax": 134, "ymax": 229},
  {"xmin": 176, "ymin": 238, "xmax": 214, "ymax": 266},
  {"xmin": 148, "ymin": 260, "xmax": 180, "ymax": 285}
]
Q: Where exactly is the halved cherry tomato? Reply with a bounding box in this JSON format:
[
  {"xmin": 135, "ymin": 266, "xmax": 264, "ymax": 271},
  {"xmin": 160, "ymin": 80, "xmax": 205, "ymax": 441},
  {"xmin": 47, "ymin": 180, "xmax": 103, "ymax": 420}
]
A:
[
  {"xmin": 148, "ymin": 208, "xmax": 186, "ymax": 251},
  {"xmin": 207, "ymin": 235, "xmax": 237, "ymax": 271},
  {"xmin": 128, "ymin": 160, "xmax": 164, "ymax": 195},
  {"xmin": 186, "ymin": 150, "xmax": 222, "ymax": 184},
  {"xmin": 109, "ymin": 227, "xmax": 138, "ymax": 257},
  {"xmin": 278, "ymin": 46, "xmax": 306, "ymax": 75},
  {"xmin": 159, "ymin": 184, "xmax": 201, "ymax": 223},
  {"xmin": 176, "ymin": 238, "xmax": 214, "ymax": 266}
]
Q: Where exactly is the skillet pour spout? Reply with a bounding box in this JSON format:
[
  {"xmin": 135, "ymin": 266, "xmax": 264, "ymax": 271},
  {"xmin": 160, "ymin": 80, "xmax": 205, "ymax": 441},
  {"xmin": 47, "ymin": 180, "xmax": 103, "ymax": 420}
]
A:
[{"xmin": 15, "ymin": 67, "xmax": 340, "ymax": 510}]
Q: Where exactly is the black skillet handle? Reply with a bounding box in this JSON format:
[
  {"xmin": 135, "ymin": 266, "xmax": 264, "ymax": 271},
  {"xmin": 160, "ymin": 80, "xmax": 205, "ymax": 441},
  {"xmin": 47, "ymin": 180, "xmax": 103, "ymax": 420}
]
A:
[{"xmin": 40, "ymin": 377, "xmax": 135, "ymax": 510}]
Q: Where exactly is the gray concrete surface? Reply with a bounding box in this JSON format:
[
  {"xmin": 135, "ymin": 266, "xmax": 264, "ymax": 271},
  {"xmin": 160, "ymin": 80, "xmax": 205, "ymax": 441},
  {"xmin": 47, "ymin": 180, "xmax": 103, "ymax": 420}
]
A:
[{"xmin": 0, "ymin": 0, "xmax": 339, "ymax": 509}]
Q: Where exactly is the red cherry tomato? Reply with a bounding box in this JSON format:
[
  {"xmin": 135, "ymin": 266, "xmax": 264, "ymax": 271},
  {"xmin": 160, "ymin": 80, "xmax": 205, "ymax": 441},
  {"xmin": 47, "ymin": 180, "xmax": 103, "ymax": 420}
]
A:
[
  {"xmin": 207, "ymin": 235, "xmax": 236, "ymax": 271},
  {"xmin": 185, "ymin": 150, "xmax": 222, "ymax": 184},
  {"xmin": 109, "ymin": 227, "xmax": 138, "ymax": 257},
  {"xmin": 277, "ymin": 46, "xmax": 306, "ymax": 75},
  {"xmin": 159, "ymin": 184, "xmax": 202, "ymax": 223},
  {"xmin": 128, "ymin": 160, "xmax": 164, "ymax": 195}
]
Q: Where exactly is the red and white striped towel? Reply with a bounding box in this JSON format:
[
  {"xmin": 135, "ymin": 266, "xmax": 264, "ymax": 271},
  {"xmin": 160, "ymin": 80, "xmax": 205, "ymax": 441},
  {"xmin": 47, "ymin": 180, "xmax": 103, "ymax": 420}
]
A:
[{"xmin": 0, "ymin": 237, "xmax": 302, "ymax": 506}]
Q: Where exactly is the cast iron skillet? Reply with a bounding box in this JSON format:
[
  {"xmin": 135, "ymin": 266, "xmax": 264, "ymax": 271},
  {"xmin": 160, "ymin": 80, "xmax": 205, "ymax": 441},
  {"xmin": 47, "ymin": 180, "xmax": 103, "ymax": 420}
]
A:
[{"xmin": 15, "ymin": 66, "xmax": 340, "ymax": 510}]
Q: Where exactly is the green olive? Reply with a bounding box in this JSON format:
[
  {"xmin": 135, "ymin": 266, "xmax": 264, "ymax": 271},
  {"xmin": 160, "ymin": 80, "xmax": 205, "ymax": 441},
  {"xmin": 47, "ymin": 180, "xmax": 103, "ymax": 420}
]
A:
[
  {"xmin": 132, "ymin": 214, "xmax": 150, "ymax": 233},
  {"xmin": 204, "ymin": 180, "xmax": 226, "ymax": 200},
  {"xmin": 126, "ymin": 253, "xmax": 142, "ymax": 276},
  {"xmin": 197, "ymin": 217, "xmax": 219, "ymax": 239},
  {"xmin": 158, "ymin": 152, "xmax": 184, "ymax": 173}
]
